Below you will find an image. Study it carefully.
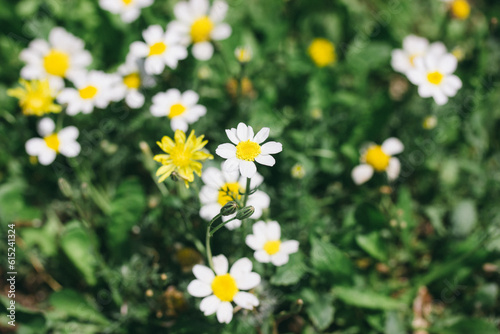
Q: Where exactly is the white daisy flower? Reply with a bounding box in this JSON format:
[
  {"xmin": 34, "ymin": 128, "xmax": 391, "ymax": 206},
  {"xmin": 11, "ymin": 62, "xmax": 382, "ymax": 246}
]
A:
[
  {"xmin": 20, "ymin": 27, "xmax": 92, "ymax": 91},
  {"xmin": 57, "ymin": 70, "xmax": 125, "ymax": 115},
  {"xmin": 99, "ymin": 0, "xmax": 153, "ymax": 23},
  {"xmin": 391, "ymin": 35, "xmax": 446, "ymax": 75},
  {"xmin": 25, "ymin": 118, "xmax": 81, "ymax": 165},
  {"xmin": 407, "ymin": 52, "xmax": 462, "ymax": 105},
  {"xmin": 129, "ymin": 25, "xmax": 188, "ymax": 75},
  {"xmin": 117, "ymin": 56, "xmax": 146, "ymax": 109},
  {"xmin": 234, "ymin": 46, "xmax": 252, "ymax": 63},
  {"xmin": 187, "ymin": 255, "xmax": 260, "ymax": 324},
  {"xmin": 245, "ymin": 221, "xmax": 299, "ymax": 266},
  {"xmin": 351, "ymin": 138, "xmax": 404, "ymax": 185},
  {"xmin": 168, "ymin": 0, "xmax": 232, "ymax": 61},
  {"xmin": 150, "ymin": 88, "xmax": 206, "ymax": 131},
  {"xmin": 199, "ymin": 165, "xmax": 270, "ymax": 230},
  {"xmin": 216, "ymin": 123, "xmax": 283, "ymax": 178}
]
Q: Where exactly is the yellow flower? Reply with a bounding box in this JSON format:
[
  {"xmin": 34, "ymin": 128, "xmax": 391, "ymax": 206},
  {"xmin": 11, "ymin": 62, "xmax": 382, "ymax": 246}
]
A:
[
  {"xmin": 7, "ymin": 79, "xmax": 61, "ymax": 116},
  {"xmin": 154, "ymin": 130, "xmax": 213, "ymax": 187},
  {"xmin": 291, "ymin": 163, "xmax": 306, "ymax": 179},
  {"xmin": 451, "ymin": 0, "xmax": 470, "ymax": 20},
  {"xmin": 308, "ymin": 38, "xmax": 336, "ymax": 67}
]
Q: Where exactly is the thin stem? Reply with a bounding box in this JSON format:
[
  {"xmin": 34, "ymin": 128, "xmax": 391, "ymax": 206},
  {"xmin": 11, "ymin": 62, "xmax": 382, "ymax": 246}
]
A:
[
  {"xmin": 206, "ymin": 213, "xmax": 222, "ymax": 271},
  {"xmin": 242, "ymin": 177, "xmax": 251, "ymax": 207},
  {"xmin": 210, "ymin": 217, "xmax": 238, "ymax": 236}
]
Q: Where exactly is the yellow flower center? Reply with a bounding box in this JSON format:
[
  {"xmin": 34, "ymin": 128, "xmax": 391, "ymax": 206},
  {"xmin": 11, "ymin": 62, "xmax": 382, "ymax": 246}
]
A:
[
  {"xmin": 170, "ymin": 144, "xmax": 193, "ymax": 167},
  {"xmin": 427, "ymin": 71, "xmax": 444, "ymax": 85},
  {"xmin": 451, "ymin": 0, "xmax": 470, "ymax": 20},
  {"xmin": 217, "ymin": 182, "xmax": 241, "ymax": 206},
  {"xmin": 79, "ymin": 85, "xmax": 98, "ymax": 99},
  {"xmin": 149, "ymin": 42, "xmax": 167, "ymax": 56},
  {"xmin": 43, "ymin": 49, "xmax": 70, "ymax": 77},
  {"xmin": 123, "ymin": 73, "xmax": 141, "ymax": 89},
  {"xmin": 365, "ymin": 145, "xmax": 390, "ymax": 172},
  {"xmin": 44, "ymin": 133, "xmax": 60, "ymax": 152},
  {"xmin": 168, "ymin": 103, "xmax": 186, "ymax": 119},
  {"xmin": 190, "ymin": 16, "xmax": 214, "ymax": 43},
  {"xmin": 236, "ymin": 140, "xmax": 261, "ymax": 161},
  {"xmin": 264, "ymin": 240, "xmax": 281, "ymax": 255},
  {"xmin": 211, "ymin": 274, "xmax": 239, "ymax": 302},
  {"xmin": 122, "ymin": 0, "xmax": 133, "ymax": 4},
  {"xmin": 308, "ymin": 38, "xmax": 336, "ymax": 67}
]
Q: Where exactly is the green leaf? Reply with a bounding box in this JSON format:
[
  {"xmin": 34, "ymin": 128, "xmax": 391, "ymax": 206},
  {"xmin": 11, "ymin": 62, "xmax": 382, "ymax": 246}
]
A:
[
  {"xmin": 355, "ymin": 232, "xmax": 387, "ymax": 262},
  {"xmin": 49, "ymin": 289, "xmax": 108, "ymax": 325},
  {"xmin": 354, "ymin": 202, "xmax": 387, "ymax": 231},
  {"xmin": 451, "ymin": 200, "xmax": 477, "ymax": 237},
  {"xmin": 60, "ymin": 221, "xmax": 97, "ymax": 286},
  {"xmin": 270, "ymin": 251, "xmax": 307, "ymax": 286},
  {"xmin": 333, "ymin": 286, "xmax": 404, "ymax": 310},
  {"xmin": 432, "ymin": 318, "xmax": 498, "ymax": 334},
  {"xmin": 301, "ymin": 289, "xmax": 335, "ymax": 331},
  {"xmin": 310, "ymin": 238, "xmax": 353, "ymax": 280}
]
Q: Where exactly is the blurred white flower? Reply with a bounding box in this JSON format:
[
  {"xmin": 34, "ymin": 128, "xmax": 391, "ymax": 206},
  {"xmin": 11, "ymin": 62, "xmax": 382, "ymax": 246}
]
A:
[
  {"xmin": 169, "ymin": 0, "xmax": 232, "ymax": 60},
  {"xmin": 150, "ymin": 88, "xmax": 206, "ymax": 131},
  {"xmin": 99, "ymin": 0, "xmax": 153, "ymax": 23},
  {"xmin": 391, "ymin": 35, "xmax": 446, "ymax": 75},
  {"xmin": 234, "ymin": 46, "xmax": 252, "ymax": 63},
  {"xmin": 25, "ymin": 118, "xmax": 80, "ymax": 165},
  {"xmin": 246, "ymin": 221, "xmax": 299, "ymax": 266},
  {"xmin": 187, "ymin": 255, "xmax": 260, "ymax": 324},
  {"xmin": 216, "ymin": 123, "xmax": 282, "ymax": 178},
  {"xmin": 57, "ymin": 70, "xmax": 125, "ymax": 115},
  {"xmin": 199, "ymin": 164, "xmax": 270, "ymax": 230},
  {"xmin": 351, "ymin": 138, "xmax": 404, "ymax": 185},
  {"xmin": 130, "ymin": 25, "xmax": 188, "ymax": 75},
  {"xmin": 117, "ymin": 56, "xmax": 145, "ymax": 108},
  {"xmin": 407, "ymin": 52, "xmax": 462, "ymax": 105},
  {"xmin": 20, "ymin": 27, "xmax": 92, "ymax": 91}
]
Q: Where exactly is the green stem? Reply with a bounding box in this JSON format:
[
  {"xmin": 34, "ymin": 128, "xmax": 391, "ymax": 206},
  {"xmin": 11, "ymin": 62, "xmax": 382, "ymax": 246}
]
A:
[
  {"xmin": 206, "ymin": 213, "xmax": 222, "ymax": 271},
  {"xmin": 210, "ymin": 217, "xmax": 238, "ymax": 236},
  {"xmin": 242, "ymin": 177, "xmax": 251, "ymax": 206}
]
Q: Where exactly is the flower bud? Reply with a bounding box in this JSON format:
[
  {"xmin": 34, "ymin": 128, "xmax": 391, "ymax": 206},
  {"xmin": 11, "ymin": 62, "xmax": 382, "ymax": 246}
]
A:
[
  {"xmin": 220, "ymin": 201, "xmax": 238, "ymax": 216},
  {"xmin": 235, "ymin": 206, "xmax": 255, "ymax": 220}
]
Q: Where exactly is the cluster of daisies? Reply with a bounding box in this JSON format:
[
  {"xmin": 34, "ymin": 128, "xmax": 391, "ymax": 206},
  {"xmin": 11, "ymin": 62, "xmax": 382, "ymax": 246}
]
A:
[{"xmin": 153, "ymin": 122, "xmax": 299, "ymax": 323}]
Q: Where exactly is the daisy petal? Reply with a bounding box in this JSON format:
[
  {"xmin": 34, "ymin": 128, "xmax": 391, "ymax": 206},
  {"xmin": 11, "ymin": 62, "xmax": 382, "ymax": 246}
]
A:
[
  {"xmin": 229, "ymin": 257, "xmax": 252, "ymax": 277},
  {"xmin": 280, "ymin": 240, "xmax": 299, "ymax": 254},
  {"xmin": 254, "ymin": 250, "xmax": 271, "ymax": 263},
  {"xmin": 200, "ymin": 295, "xmax": 220, "ymax": 316},
  {"xmin": 192, "ymin": 42, "xmax": 214, "ymax": 61},
  {"xmin": 235, "ymin": 272, "xmax": 261, "ymax": 290},
  {"xmin": 253, "ymin": 127, "xmax": 270, "ymax": 144},
  {"xmin": 261, "ymin": 141, "xmax": 282, "ymax": 154},
  {"xmin": 187, "ymin": 280, "xmax": 212, "ymax": 297},
  {"xmin": 255, "ymin": 154, "xmax": 275, "ymax": 167},
  {"xmin": 271, "ymin": 253, "xmax": 289, "ymax": 266},
  {"xmin": 236, "ymin": 123, "xmax": 248, "ymax": 141},
  {"xmin": 239, "ymin": 160, "xmax": 257, "ymax": 178},
  {"xmin": 225, "ymin": 129, "xmax": 240, "ymax": 145},
  {"xmin": 216, "ymin": 302, "xmax": 233, "ymax": 324},
  {"xmin": 216, "ymin": 143, "xmax": 236, "ymax": 159},
  {"xmin": 381, "ymin": 137, "xmax": 404, "ymax": 156},
  {"xmin": 193, "ymin": 264, "xmax": 215, "ymax": 284},
  {"xmin": 38, "ymin": 118, "xmax": 55, "ymax": 137},
  {"xmin": 386, "ymin": 157, "xmax": 401, "ymax": 181},
  {"xmin": 212, "ymin": 255, "xmax": 228, "ymax": 275},
  {"xmin": 233, "ymin": 292, "xmax": 259, "ymax": 310},
  {"xmin": 351, "ymin": 164, "xmax": 374, "ymax": 185}
]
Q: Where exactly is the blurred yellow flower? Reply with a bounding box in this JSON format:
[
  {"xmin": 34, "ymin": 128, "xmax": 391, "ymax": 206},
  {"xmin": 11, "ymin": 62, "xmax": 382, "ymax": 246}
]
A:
[
  {"xmin": 7, "ymin": 79, "xmax": 61, "ymax": 116},
  {"xmin": 154, "ymin": 130, "xmax": 213, "ymax": 187},
  {"xmin": 308, "ymin": 38, "xmax": 336, "ymax": 67},
  {"xmin": 451, "ymin": 0, "xmax": 470, "ymax": 20},
  {"xmin": 423, "ymin": 115, "xmax": 438, "ymax": 129},
  {"xmin": 234, "ymin": 46, "xmax": 252, "ymax": 63},
  {"xmin": 291, "ymin": 163, "xmax": 306, "ymax": 179}
]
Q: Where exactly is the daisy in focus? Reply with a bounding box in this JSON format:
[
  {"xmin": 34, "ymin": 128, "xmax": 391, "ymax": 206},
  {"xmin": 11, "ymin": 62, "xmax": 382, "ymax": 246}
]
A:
[
  {"xmin": 216, "ymin": 123, "xmax": 283, "ymax": 178},
  {"xmin": 117, "ymin": 56, "xmax": 146, "ymax": 108},
  {"xmin": 245, "ymin": 221, "xmax": 299, "ymax": 266},
  {"xmin": 99, "ymin": 0, "xmax": 153, "ymax": 23},
  {"xmin": 351, "ymin": 137, "xmax": 404, "ymax": 185},
  {"xmin": 20, "ymin": 27, "xmax": 92, "ymax": 91},
  {"xmin": 199, "ymin": 165, "xmax": 270, "ymax": 230},
  {"xmin": 57, "ymin": 70, "xmax": 125, "ymax": 115},
  {"xmin": 25, "ymin": 118, "xmax": 81, "ymax": 165},
  {"xmin": 187, "ymin": 255, "xmax": 260, "ymax": 324},
  {"xmin": 308, "ymin": 38, "xmax": 336, "ymax": 67},
  {"xmin": 391, "ymin": 35, "xmax": 446, "ymax": 75},
  {"xmin": 7, "ymin": 79, "xmax": 61, "ymax": 116},
  {"xmin": 154, "ymin": 130, "xmax": 213, "ymax": 187},
  {"xmin": 406, "ymin": 52, "xmax": 462, "ymax": 105},
  {"xmin": 168, "ymin": 0, "xmax": 232, "ymax": 60},
  {"xmin": 441, "ymin": 0, "xmax": 470, "ymax": 20},
  {"xmin": 130, "ymin": 25, "xmax": 188, "ymax": 75},
  {"xmin": 150, "ymin": 88, "xmax": 207, "ymax": 131}
]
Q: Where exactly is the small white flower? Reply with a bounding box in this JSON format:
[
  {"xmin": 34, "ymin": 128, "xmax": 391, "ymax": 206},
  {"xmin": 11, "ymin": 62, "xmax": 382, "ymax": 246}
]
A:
[
  {"xmin": 407, "ymin": 52, "xmax": 462, "ymax": 105},
  {"xmin": 351, "ymin": 138, "xmax": 404, "ymax": 185},
  {"xmin": 216, "ymin": 123, "xmax": 283, "ymax": 178},
  {"xmin": 130, "ymin": 25, "xmax": 188, "ymax": 75},
  {"xmin": 246, "ymin": 221, "xmax": 299, "ymax": 266},
  {"xmin": 150, "ymin": 88, "xmax": 206, "ymax": 131},
  {"xmin": 199, "ymin": 165, "xmax": 270, "ymax": 230},
  {"xmin": 391, "ymin": 35, "xmax": 446, "ymax": 75},
  {"xmin": 25, "ymin": 118, "xmax": 81, "ymax": 165},
  {"xmin": 117, "ymin": 56, "xmax": 146, "ymax": 109},
  {"xmin": 187, "ymin": 255, "xmax": 260, "ymax": 324},
  {"xmin": 99, "ymin": 0, "xmax": 153, "ymax": 23},
  {"xmin": 57, "ymin": 70, "xmax": 125, "ymax": 115},
  {"xmin": 168, "ymin": 0, "xmax": 232, "ymax": 60},
  {"xmin": 234, "ymin": 46, "xmax": 252, "ymax": 63},
  {"xmin": 20, "ymin": 27, "xmax": 92, "ymax": 91}
]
